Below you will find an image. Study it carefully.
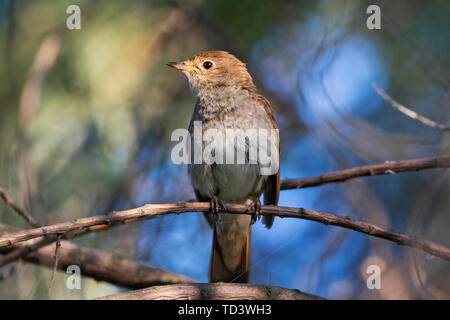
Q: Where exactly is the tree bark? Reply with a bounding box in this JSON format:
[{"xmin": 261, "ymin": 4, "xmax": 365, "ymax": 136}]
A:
[
  {"xmin": 1, "ymin": 202, "xmax": 449, "ymax": 260},
  {"xmin": 97, "ymin": 283, "xmax": 324, "ymax": 300}
]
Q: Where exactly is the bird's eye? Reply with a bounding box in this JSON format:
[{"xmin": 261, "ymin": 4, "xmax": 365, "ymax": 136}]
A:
[{"xmin": 203, "ymin": 61, "xmax": 213, "ymax": 69}]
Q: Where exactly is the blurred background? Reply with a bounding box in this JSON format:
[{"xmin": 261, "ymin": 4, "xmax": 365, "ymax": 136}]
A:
[{"xmin": 0, "ymin": 0, "xmax": 449, "ymax": 299}]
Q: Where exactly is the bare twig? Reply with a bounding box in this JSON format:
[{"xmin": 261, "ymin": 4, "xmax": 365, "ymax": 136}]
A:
[
  {"xmin": 48, "ymin": 234, "xmax": 61, "ymax": 290},
  {"xmin": 0, "ymin": 202, "xmax": 449, "ymax": 261},
  {"xmin": 0, "ymin": 224, "xmax": 194, "ymax": 288},
  {"xmin": 96, "ymin": 283, "xmax": 324, "ymax": 300},
  {"xmin": 0, "ymin": 234, "xmax": 57, "ymax": 268},
  {"xmin": 281, "ymin": 156, "xmax": 450, "ymax": 189},
  {"xmin": 373, "ymin": 83, "xmax": 450, "ymax": 132},
  {"xmin": 0, "ymin": 223, "xmax": 112, "ymax": 268},
  {"xmin": 0, "ymin": 187, "xmax": 39, "ymax": 227}
]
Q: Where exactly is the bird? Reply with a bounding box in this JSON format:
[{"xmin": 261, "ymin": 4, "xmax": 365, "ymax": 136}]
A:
[{"xmin": 167, "ymin": 51, "xmax": 280, "ymax": 283}]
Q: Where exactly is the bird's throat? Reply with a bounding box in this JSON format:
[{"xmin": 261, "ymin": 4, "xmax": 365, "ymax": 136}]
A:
[{"xmin": 196, "ymin": 86, "xmax": 251, "ymax": 121}]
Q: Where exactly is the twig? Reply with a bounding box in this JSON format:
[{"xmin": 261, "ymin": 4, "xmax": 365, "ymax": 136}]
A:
[
  {"xmin": 0, "ymin": 187, "xmax": 39, "ymax": 227},
  {"xmin": 0, "ymin": 224, "xmax": 194, "ymax": 288},
  {"xmin": 0, "ymin": 234, "xmax": 57, "ymax": 268},
  {"xmin": 48, "ymin": 234, "xmax": 61, "ymax": 290},
  {"xmin": 0, "ymin": 220, "xmax": 141, "ymax": 271},
  {"xmin": 0, "ymin": 223, "xmax": 112, "ymax": 268},
  {"xmin": 373, "ymin": 83, "xmax": 450, "ymax": 132},
  {"xmin": 281, "ymin": 156, "xmax": 450, "ymax": 189},
  {"xmin": 96, "ymin": 283, "xmax": 324, "ymax": 300},
  {"xmin": 0, "ymin": 202, "xmax": 449, "ymax": 261}
]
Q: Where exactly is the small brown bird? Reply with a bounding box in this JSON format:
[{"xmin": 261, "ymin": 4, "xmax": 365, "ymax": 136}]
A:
[{"xmin": 167, "ymin": 51, "xmax": 280, "ymax": 283}]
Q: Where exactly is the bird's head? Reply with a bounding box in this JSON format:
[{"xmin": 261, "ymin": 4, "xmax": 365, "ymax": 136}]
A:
[{"xmin": 166, "ymin": 51, "xmax": 256, "ymax": 97}]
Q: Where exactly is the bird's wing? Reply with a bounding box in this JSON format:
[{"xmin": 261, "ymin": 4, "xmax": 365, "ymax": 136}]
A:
[
  {"xmin": 256, "ymin": 94, "xmax": 280, "ymax": 229},
  {"xmin": 193, "ymin": 187, "xmax": 214, "ymax": 228},
  {"xmin": 263, "ymin": 169, "xmax": 280, "ymax": 229}
]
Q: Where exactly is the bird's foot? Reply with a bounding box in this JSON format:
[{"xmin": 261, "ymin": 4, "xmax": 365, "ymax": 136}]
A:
[
  {"xmin": 247, "ymin": 198, "xmax": 262, "ymax": 224},
  {"xmin": 210, "ymin": 196, "xmax": 226, "ymax": 222}
]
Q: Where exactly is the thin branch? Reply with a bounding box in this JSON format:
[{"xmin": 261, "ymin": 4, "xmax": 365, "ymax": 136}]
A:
[
  {"xmin": 281, "ymin": 156, "xmax": 450, "ymax": 189},
  {"xmin": 0, "ymin": 223, "xmax": 112, "ymax": 268},
  {"xmin": 0, "ymin": 234, "xmax": 57, "ymax": 268},
  {"xmin": 0, "ymin": 224, "xmax": 194, "ymax": 289},
  {"xmin": 0, "ymin": 187, "xmax": 39, "ymax": 227},
  {"xmin": 0, "ymin": 202, "xmax": 449, "ymax": 261},
  {"xmin": 373, "ymin": 83, "xmax": 450, "ymax": 132},
  {"xmin": 48, "ymin": 234, "xmax": 61, "ymax": 290},
  {"xmin": 96, "ymin": 283, "xmax": 324, "ymax": 300}
]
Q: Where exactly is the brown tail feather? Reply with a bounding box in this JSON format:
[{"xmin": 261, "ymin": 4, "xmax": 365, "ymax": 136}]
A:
[{"xmin": 209, "ymin": 227, "xmax": 251, "ymax": 283}]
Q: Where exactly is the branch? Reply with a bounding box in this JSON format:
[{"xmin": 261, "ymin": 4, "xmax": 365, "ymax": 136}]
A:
[
  {"xmin": 48, "ymin": 234, "xmax": 61, "ymax": 290},
  {"xmin": 0, "ymin": 218, "xmax": 112, "ymax": 268},
  {"xmin": 0, "ymin": 224, "xmax": 194, "ymax": 289},
  {"xmin": 0, "ymin": 233, "xmax": 60, "ymax": 268},
  {"xmin": 281, "ymin": 156, "xmax": 450, "ymax": 189},
  {"xmin": 0, "ymin": 186, "xmax": 39, "ymax": 227},
  {"xmin": 0, "ymin": 202, "xmax": 449, "ymax": 261},
  {"xmin": 1, "ymin": 156, "xmax": 448, "ymax": 264},
  {"xmin": 373, "ymin": 83, "xmax": 450, "ymax": 132},
  {"xmin": 96, "ymin": 283, "xmax": 324, "ymax": 300}
]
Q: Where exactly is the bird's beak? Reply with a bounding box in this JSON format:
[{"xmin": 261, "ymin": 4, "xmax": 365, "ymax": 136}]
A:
[{"xmin": 166, "ymin": 61, "xmax": 200, "ymax": 72}]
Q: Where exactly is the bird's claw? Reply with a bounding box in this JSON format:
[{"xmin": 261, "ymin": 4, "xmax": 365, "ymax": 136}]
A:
[
  {"xmin": 247, "ymin": 198, "xmax": 262, "ymax": 224},
  {"xmin": 210, "ymin": 196, "xmax": 226, "ymax": 222}
]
